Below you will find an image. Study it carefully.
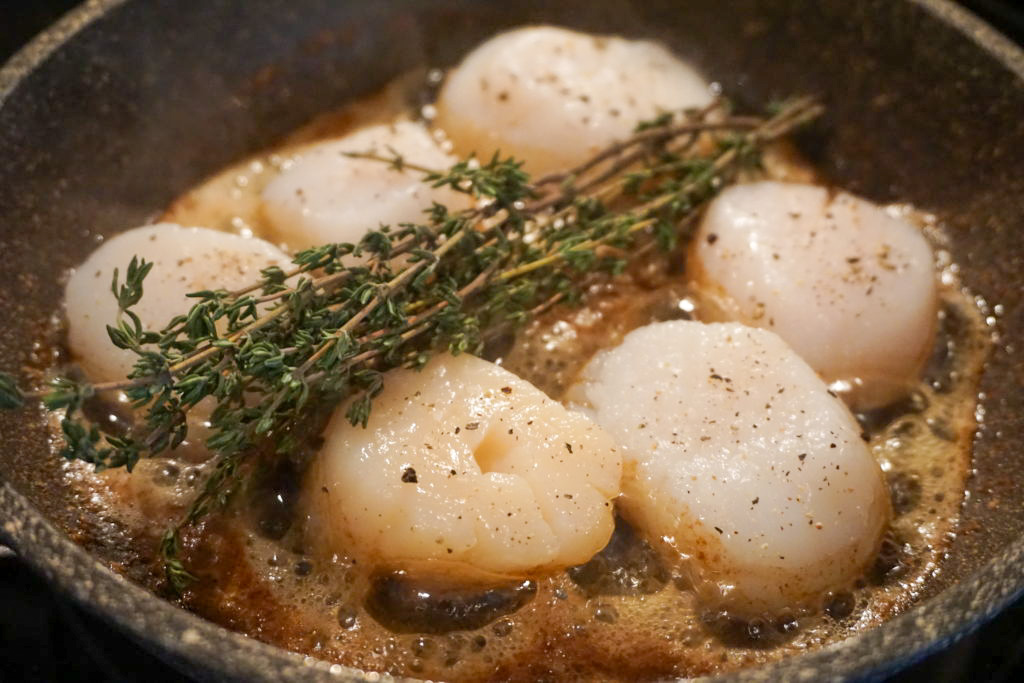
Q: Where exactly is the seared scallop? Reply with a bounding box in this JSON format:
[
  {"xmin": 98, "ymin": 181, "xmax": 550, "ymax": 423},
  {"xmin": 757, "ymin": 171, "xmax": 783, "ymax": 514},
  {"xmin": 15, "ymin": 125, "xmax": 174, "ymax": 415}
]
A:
[
  {"xmin": 64, "ymin": 223, "xmax": 291, "ymax": 384},
  {"xmin": 691, "ymin": 181, "xmax": 938, "ymax": 409},
  {"xmin": 570, "ymin": 321, "xmax": 890, "ymax": 616},
  {"xmin": 261, "ymin": 121, "xmax": 471, "ymax": 251},
  {"xmin": 435, "ymin": 26, "xmax": 714, "ymax": 175},
  {"xmin": 305, "ymin": 353, "xmax": 622, "ymax": 575}
]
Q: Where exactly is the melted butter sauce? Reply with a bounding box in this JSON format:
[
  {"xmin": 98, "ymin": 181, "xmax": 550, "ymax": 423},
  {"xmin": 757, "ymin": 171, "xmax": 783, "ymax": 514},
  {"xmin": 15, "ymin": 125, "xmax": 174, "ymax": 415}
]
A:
[{"xmin": 57, "ymin": 76, "xmax": 992, "ymax": 681}]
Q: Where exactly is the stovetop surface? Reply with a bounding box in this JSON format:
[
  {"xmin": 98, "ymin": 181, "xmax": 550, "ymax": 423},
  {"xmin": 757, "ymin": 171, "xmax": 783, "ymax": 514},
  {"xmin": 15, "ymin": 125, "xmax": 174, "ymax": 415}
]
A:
[{"xmin": 1, "ymin": 1, "xmax": 1023, "ymax": 680}]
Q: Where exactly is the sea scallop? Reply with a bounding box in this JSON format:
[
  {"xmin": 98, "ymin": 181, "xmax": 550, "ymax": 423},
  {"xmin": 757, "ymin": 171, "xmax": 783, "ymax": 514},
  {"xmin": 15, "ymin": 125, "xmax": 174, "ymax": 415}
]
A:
[
  {"xmin": 436, "ymin": 26, "xmax": 714, "ymax": 175},
  {"xmin": 305, "ymin": 353, "xmax": 622, "ymax": 575},
  {"xmin": 691, "ymin": 181, "xmax": 938, "ymax": 409},
  {"xmin": 571, "ymin": 321, "xmax": 890, "ymax": 616},
  {"xmin": 261, "ymin": 121, "xmax": 471, "ymax": 251},
  {"xmin": 64, "ymin": 223, "xmax": 291, "ymax": 384}
]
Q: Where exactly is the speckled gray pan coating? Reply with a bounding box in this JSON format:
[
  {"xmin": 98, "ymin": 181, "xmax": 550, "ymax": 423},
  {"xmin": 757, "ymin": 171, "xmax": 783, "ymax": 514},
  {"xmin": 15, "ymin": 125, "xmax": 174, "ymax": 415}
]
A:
[{"xmin": 1, "ymin": 0, "xmax": 1023, "ymax": 680}]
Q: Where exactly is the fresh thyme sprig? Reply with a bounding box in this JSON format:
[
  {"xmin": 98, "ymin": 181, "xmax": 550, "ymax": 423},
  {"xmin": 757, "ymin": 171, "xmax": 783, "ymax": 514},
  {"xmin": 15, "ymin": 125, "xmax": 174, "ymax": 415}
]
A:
[{"xmin": 0, "ymin": 96, "xmax": 822, "ymax": 591}]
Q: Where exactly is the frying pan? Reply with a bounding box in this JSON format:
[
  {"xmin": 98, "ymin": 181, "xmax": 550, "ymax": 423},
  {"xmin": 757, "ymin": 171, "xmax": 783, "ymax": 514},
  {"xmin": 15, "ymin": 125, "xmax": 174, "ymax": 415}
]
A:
[{"xmin": 1, "ymin": 0, "xmax": 1022, "ymax": 680}]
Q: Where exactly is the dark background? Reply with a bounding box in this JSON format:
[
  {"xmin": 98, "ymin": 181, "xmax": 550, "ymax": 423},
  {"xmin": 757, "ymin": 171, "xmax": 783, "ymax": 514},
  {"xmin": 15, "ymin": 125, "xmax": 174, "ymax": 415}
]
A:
[{"xmin": 1, "ymin": 1, "xmax": 1024, "ymax": 681}]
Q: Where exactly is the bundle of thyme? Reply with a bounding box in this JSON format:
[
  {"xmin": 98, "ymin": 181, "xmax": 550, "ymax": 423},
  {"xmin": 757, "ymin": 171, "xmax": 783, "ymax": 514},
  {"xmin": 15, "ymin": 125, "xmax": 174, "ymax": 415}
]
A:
[{"xmin": 0, "ymin": 97, "xmax": 822, "ymax": 590}]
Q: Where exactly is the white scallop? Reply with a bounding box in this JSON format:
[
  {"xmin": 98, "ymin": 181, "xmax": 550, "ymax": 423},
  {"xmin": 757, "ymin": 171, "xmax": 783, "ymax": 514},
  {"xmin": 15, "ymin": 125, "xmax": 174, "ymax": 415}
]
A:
[
  {"xmin": 305, "ymin": 353, "xmax": 622, "ymax": 575},
  {"xmin": 261, "ymin": 121, "xmax": 471, "ymax": 251},
  {"xmin": 435, "ymin": 26, "xmax": 714, "ymax": 176},
  {"xmin": 692, "ymin": 181, "xmax": 938, "ymax": 410},
  {"xmin": 571, "ymin": 321, "xmax": 889, "ymax": 615},
  {"xmin": 64, "ymin": 223, "xmax": 291, "ymax": 384}
]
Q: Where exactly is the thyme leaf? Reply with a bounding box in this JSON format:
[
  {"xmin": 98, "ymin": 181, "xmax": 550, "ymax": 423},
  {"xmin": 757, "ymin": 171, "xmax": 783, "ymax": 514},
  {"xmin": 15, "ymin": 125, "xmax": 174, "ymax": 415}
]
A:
[{"xmin": 0, "ymin": 372, "xmax": 23, "ymax": 409}]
